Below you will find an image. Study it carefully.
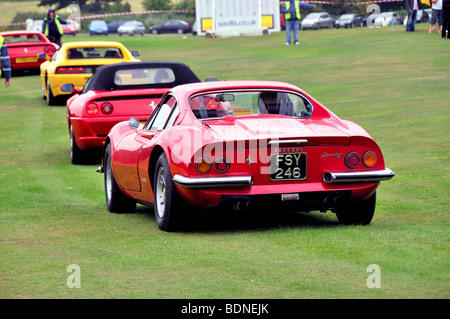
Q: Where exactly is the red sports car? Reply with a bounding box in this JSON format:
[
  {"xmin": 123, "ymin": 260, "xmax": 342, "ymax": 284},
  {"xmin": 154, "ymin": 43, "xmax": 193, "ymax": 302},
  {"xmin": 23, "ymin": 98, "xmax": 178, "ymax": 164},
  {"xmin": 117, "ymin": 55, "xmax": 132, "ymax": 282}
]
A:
[
  {"xmin": 100, "ymin": 80, "xmax": 394, "ymax": 231},
  {"xmin": 0, "ymin": 30, "xmax": 59, "ymax": 71},
  {"xmin": 66, "ymin": 61, "xmax": 200, "ymax": 164}
]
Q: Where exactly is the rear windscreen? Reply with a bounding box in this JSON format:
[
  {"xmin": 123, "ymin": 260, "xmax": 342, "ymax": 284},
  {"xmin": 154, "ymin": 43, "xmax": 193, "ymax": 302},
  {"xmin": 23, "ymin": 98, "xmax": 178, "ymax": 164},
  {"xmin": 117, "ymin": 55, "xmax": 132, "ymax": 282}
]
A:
[
  {"xmin": 67, "ymin": 47, "xmax": 124, "ymax": 59},
  {"xmin": 114, "ymin": 68, "xmax": 176, "ymax": 86}
]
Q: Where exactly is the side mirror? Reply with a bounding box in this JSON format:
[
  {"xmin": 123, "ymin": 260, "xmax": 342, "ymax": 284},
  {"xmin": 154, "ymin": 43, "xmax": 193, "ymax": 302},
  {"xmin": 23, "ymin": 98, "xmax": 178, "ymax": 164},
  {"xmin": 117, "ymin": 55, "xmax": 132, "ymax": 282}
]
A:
[
  {"xmin": 132, "ymin": 50, "xmax": 140, "ymax": 57},
  {"xmin": 128, "ymin": 117, "xmax": 140, "ymax": 129},
  {"xmin": 205, "ymin": 77, "xmax": 219, "ymax": 82}
]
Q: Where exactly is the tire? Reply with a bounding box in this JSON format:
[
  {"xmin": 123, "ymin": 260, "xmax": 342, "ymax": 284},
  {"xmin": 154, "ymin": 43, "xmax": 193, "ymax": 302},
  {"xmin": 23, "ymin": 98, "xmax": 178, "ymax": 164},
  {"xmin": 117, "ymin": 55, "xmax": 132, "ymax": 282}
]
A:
[
  {"xmin": 152, "ymin": 29, "xmax": 158, "ymax": 35},
  {"xmin": 153, "ymin": 153, "xmax": 183, "ymax": 231},
  {"xmin": 104, "ymin": 144, "xmax": 136, "ymax": 214},
  {"xmin": 70, "ymin": 125, "xmax": 84, "ymax": 165},
  {"xmin": 177, "ymin": 29, "xmax": 184, "ymax": 34},
  {"xmin": 335, "ymin": 192, "xmax": 377, "ymax": 225},
  {"xmin": 46, "ymin": 78, "xmax": 56, "ymax": 106}
]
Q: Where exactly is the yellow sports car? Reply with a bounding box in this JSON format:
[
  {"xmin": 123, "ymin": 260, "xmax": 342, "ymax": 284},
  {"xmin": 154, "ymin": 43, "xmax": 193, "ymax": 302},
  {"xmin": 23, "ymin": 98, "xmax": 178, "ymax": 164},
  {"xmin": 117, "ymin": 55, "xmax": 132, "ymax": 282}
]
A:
[{"xmin": 40, "ymin": 41, "xmax": 140, "ymax": 105}]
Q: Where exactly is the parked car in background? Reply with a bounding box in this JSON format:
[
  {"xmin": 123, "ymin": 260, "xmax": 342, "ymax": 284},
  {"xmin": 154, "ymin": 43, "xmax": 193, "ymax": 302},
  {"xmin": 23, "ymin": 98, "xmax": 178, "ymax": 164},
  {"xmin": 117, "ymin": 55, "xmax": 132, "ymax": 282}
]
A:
[
  {"xmin": 40, "ymin": 41, "xmax": 140, "ymax": 105},
  {"xmin": 374, "ymin": 12, "xmax": 399, "ymax": 27},
  {"xmin": 61, "ymin": 21, "xmax": 77, "ymax": 36},
  {"xmin": 301, "ymin": 12, "xmax": 335, "ymax": 30},
  {"xmin": 99, "ymin": 80, "xmax": 394, "ymax": 231},
  {"xmin": 89, "ymin": 20, "xmax": 108, "ymax": 36},
  {"xmin": 0, "ymin": 30, "xmax": 59, "ymax": 72},
  {"xmin": 335, "ymin": 13, "xmax": 364, "ymax": 28},
  {"xmin": 107, "ymin": 20, "xmax": 132, "ymax": 33},
  {"xmin": 66, "ymin": 61, "xmax": 201, "ymax": 164},
  {"xmin": 149, "ymin": 20, "xmax": 192, "ymax": 34},
  {"xmin": 117, "ymin": 20, "xmax": 146, "ymax": 36}
]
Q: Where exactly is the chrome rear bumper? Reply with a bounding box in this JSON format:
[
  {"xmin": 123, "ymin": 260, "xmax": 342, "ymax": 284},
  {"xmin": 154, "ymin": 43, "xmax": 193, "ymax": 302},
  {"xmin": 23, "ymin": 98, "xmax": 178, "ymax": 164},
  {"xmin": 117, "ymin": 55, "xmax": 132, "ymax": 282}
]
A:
[
  {"xmin": 173, "ymin": 175, "xmax": 253, "ymax": 189},
  {"xmin": 323, "ymin": 168, "xmax": 395, "ymax": 183}
]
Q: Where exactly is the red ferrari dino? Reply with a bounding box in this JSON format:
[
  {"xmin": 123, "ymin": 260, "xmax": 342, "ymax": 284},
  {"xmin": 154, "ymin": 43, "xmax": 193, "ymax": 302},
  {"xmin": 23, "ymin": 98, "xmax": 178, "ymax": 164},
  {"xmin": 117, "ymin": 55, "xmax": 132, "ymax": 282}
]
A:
[
  {"xmin": 100, "ymin": 80, "xmax": 394, "ymax": 231},
  {"xmin": 66, "ymin": 61, "xmax": 200, "ymax": 164}
]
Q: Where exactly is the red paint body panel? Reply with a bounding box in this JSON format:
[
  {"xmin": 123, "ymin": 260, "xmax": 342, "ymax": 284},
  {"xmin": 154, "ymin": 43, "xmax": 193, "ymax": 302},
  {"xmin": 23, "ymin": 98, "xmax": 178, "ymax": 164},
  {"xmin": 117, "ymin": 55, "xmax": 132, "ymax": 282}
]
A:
[
  {"xmin": 68, "ymin": 88, "xmax": 167, "ymax": 151},
  {"xmin": 106, "ymin": 81, "xmax": 393, "ymax": 211},
  {"xmin": 0, "ymin": 31, "xmax": 58, "ymax": 70}
]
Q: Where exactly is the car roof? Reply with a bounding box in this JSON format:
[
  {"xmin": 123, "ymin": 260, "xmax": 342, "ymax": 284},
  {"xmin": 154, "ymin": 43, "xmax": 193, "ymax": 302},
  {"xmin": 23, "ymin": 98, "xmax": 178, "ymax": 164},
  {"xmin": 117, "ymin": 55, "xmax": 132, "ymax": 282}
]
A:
[
  {"xmin": 83, "ymin": 61, "xmax": 201, "ymax": 91},
  {"xmin": 61, "ymin": 41, "xmax": 126, "ymax": 49},
  {"xmin": 0, "ymin": 30, "xmax": 44, "ymax": 36},
  {"xmin": 170, "ymin": 80, "xmax": 303, "ymax": 97}
]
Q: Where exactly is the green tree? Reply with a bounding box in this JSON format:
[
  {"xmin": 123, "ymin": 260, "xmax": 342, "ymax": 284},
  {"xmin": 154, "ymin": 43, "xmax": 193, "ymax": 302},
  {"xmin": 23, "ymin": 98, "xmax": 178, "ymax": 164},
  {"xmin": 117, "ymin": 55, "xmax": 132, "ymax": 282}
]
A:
[{"xmin": 142, "ymin": 0, "xmax": 172, "ymax": 11}]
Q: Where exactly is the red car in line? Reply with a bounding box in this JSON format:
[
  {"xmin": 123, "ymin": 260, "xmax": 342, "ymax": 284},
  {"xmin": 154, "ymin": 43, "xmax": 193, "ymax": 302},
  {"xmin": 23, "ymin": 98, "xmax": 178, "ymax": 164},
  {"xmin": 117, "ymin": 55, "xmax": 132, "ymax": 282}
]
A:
[
  {"xmin": 99, "ymin": 80, "xmax": 394, "ymax": 231},
  {"xmin": 0, "ymin": 30, "xmax": 58, "ymax": 71},
  {"xmin": 66, "ymin": 61, "xmax": 201, "ymax": 164}
]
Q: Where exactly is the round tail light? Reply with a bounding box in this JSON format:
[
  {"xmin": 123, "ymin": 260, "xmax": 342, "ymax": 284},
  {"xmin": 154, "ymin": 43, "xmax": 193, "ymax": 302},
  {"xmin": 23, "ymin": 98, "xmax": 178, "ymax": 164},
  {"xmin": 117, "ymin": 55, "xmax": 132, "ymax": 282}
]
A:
[
  {"xmin": 196, "ymin": 157, "xmax": 211, "ymax": 174},
  {"xmin": 101, "ymin": 102, "xmax": 113, "ymax": 115},
  {"xmin": 86, "ymin": 103, "xmax": 99, "ymax": 115},
  {"xmin": 214, "ymin": 157, "xmax": 230, "ymax": 173},
  {"xmin": 345, "ymin": 152, "xmax": 360, "ymax": 169},
  {"xmin": 362, "ymin": 151, "xmax": 377, "ymax": 167}
]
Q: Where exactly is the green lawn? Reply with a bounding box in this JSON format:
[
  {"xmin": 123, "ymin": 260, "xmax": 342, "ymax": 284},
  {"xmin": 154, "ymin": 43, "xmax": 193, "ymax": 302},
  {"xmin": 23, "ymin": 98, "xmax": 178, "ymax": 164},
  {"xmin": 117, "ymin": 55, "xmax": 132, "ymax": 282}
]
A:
[{"xmin": 0, "ymin": 24, "xmax": 449, "ymax": 299}]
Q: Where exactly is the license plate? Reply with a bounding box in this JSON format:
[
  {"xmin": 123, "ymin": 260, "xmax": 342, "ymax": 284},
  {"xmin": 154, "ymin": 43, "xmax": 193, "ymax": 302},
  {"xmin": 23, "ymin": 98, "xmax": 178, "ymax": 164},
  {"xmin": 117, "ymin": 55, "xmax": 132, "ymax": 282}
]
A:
[
  {"xmin": 270, "ymin": 153, "xmax": 307, "ymax": 181},
  {"xmin": 16, "ymin": 57, "xmax": 37, "ymax": 63}
]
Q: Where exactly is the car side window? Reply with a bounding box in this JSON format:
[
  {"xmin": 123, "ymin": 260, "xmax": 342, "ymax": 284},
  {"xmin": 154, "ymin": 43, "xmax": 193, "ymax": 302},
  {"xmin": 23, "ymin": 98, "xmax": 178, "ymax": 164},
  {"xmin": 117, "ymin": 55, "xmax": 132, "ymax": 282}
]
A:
[{"xmin": 147, "ymin": 96, "xmax": 177, "ymax": 131}]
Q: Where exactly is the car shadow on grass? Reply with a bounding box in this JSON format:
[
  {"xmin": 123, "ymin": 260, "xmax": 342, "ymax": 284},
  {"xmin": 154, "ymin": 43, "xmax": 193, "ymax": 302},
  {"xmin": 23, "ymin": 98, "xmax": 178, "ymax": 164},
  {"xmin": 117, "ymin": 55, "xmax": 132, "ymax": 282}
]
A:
[{"xmin": 134, "ymin": 205, "xmax": 340, "ymax": 233}]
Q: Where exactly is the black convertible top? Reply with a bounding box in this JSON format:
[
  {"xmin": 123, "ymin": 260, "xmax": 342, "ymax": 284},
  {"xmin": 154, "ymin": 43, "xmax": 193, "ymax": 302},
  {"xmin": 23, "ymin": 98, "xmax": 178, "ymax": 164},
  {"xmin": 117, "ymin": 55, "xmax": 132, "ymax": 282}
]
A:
[{"xmin": 82, "ymin": 61, "xmax": 201, "ymax": 93}]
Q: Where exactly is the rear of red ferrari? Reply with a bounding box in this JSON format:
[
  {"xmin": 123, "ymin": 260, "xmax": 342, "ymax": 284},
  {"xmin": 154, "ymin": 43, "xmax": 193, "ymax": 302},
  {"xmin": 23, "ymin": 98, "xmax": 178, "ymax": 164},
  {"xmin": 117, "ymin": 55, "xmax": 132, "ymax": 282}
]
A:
[
  {"xmin": 69, "ymin": 89, "xmax": 166, "ymax": 151},
  {"xmin": 173, "ymin": 121, "xmax": 393, "ymax": 213},
  {"xmin": 168, "ymin": 84, "xmax": 394, "ymax": 224},
  {"xmin": 7, "ymin": 42, "xmax": 57, "ymax": 70}
]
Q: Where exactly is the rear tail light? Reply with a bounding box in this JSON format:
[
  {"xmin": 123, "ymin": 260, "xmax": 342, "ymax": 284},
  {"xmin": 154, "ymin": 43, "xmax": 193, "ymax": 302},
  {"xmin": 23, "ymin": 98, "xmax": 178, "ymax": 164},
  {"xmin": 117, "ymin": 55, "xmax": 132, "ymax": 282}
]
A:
[
  {"xmin": 55, "ymin": 66, "xmax": 86, "ymax": 74},
  {"xmin": 196, "ymin": 157, "xmax": 212, "ymax": 174},
  {"xmin": 345, "ymin": 152, "xmax": 360, "ymax": 169},
  {"xmin": 86, "ymin": 103, "xmax": 99, "ymax": 115},
  {"xmin": 101, "ymin": 102, "xmax": 113, "ymax": 115},
  {"xmin": 44, "ymin": 47, "xmax": 49, "ymax": 52},
  {"xmin": 214, "ymin": 157, "xmax": 230, "ymax": 173},
  {"xmin": 362, "ymin": 151, "xmax": 377, "ymax": 167}
]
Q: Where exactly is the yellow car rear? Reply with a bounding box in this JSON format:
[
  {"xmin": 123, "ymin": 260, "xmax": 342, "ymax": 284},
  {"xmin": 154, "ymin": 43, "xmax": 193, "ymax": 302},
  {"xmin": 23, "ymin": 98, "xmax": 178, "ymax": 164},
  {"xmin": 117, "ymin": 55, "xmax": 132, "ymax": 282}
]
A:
[{"xmin": 40, "ymin": 41, "xmax": 140, "ymax": 105}]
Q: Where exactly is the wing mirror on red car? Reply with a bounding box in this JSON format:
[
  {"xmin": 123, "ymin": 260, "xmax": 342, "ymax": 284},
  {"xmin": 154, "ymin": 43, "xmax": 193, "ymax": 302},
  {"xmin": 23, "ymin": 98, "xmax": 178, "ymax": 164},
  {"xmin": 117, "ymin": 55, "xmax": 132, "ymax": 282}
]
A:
[{"xmin": 128, "ymin": 117, "xmax": 140, "ymax": 129}]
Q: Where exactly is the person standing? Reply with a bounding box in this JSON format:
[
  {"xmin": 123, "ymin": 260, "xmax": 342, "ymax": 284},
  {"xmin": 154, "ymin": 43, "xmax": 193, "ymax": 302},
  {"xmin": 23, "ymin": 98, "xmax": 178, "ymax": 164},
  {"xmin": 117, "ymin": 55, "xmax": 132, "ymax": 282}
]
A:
[
  {"xmin": 429, "ymin": 0, "xmax": 443, "ymax": 34},
  {"xmin": 281, "ymin": 0, "xmax": 315, "ymax": 45},
  {"xmin": 0, "ymin": 35, "xmax": 12, "ymax": 88},
  {"xmin": 42, "ymin": 8, "xmax": 66, "ymax": 46},
  {"xmin": 405, "ymin": 0, "xmax": 421, "ymax": 32},
  {"xmin": 442, "ymin": 0, "xmax": 450, "ymax": 38}
]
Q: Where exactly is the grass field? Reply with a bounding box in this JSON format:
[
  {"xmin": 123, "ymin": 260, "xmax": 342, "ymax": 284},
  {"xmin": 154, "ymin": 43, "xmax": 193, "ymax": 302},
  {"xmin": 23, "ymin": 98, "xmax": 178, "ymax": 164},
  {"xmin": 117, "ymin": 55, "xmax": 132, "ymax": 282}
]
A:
[{"xmin": 0, "ymin": 24, "xmax": 449, "ymax": 299}]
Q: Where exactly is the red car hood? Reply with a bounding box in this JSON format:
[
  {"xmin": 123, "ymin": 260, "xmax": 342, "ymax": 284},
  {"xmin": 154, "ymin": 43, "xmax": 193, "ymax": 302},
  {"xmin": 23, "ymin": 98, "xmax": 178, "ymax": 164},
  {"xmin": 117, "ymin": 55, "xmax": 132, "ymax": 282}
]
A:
[{"xmin": 202, "ymin": 116, "xmax": 351, "ymax": 146}]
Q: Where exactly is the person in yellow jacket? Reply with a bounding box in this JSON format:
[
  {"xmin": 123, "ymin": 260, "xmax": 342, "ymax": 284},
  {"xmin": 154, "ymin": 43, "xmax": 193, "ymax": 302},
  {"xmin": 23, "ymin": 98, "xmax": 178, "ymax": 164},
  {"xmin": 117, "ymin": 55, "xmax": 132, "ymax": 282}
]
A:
[
  {"xmin": 0, "ymin": 35, "xmax": 12, "ymax": 87},
  {"xmin": 281, "ymin": 0, "xmax": 315, "ymax": 45},
  {"xmin": 42, "ymin": 8, "xmax": 66, "ymax": 46}
]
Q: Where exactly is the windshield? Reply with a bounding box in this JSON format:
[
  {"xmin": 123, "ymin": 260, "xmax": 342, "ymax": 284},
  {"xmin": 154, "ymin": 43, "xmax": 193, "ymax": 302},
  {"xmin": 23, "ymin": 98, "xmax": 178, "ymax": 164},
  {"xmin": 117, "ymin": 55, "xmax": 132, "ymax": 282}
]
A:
[
  {"xmin": 379, "ymin": 12, "xmax": 393, "ymax": 17},
  {"xmin": 2, "ymin": 34, "xmax": 43, "ymax": 43},
  {"xmin": 91, "ymin": 20, "xmax": 106, "ymax": 26},
  {"xmin": 340, "ymin": 14, "xmax": 354, "ymax": 19},
  {"xmin": 189, "ymin": 90, "xmax": 313, "ymax": 120},
  {"xmin": 305, "ymin": 13, "xmax": 321, "ymax": 19}
]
